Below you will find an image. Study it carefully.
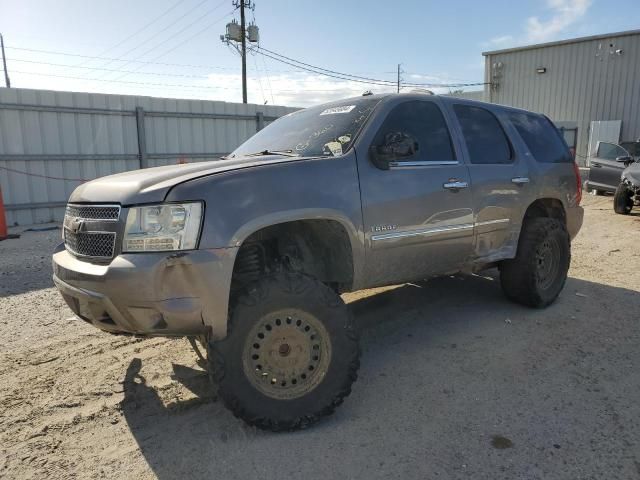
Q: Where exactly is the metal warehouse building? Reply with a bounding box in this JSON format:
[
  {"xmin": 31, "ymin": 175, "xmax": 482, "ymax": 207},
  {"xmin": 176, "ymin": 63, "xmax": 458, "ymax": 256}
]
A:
[{"xmin": 483, "ymin": 29, "xmax": 640, "ymax": 165}]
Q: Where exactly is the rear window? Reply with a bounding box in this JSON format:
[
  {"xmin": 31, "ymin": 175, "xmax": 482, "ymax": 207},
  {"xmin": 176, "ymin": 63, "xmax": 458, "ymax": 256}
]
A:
[
  {"xmin": 453, "ymin": 105, "xmax": 512, "ymax": 164},
  {"xmin": 508, "ymin": 112, "xmax": 572, "ymax": 163}
]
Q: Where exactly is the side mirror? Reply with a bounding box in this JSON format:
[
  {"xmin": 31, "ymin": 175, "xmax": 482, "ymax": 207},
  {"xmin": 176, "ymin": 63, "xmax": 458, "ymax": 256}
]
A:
[
  {"xmin": 616, "ymin": 155, "xmax": 633, "ymax": 164},
  {"xmin": 369, "ymin": 131, "xmax": 419, "ymax": 170}
]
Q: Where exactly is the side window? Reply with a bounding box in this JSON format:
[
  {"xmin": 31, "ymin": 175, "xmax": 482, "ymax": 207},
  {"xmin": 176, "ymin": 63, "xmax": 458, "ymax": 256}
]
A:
[
  {"xmin": 453, "ymin": 104, "xmax": 512, "ymax": 164},
  {"xmin": 597, "ymin": 142, "xmax": 629, "ymax": 160},
  {"xmin": 509, "ymin": 112, "xmax": 572, "ymax": 163},
  {"xmin": 373, "ymin": 100, "xmax": 456, "ymax": 162}
]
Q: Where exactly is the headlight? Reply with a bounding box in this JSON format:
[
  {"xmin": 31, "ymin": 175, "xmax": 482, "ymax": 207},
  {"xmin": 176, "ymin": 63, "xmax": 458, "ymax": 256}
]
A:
[{"xmin": 123, "ymin": 202, "xmax": 203, "ymax": 252}]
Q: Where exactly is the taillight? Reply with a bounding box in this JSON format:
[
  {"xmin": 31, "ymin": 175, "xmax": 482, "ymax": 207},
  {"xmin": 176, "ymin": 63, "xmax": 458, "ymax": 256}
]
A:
[{"xmin": 573, "ymin": 161, "xmax": 582, "ymax": 205}]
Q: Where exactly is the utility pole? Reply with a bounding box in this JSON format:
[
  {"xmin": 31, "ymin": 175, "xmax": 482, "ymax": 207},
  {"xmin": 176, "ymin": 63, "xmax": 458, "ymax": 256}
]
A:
[
  {"xmin": 397, "ymin": 63, "xmax": 401, "ymax": 93},
  {"xmin": 221, "ymin": 2, "xmax": 258, "ymax": 103},
  {"xmin": 0, "ymin": 33, "xmax": 10, "ymax": 88},
  {"xmin": 239, "ymin": 1, "xmax": 247, "ymax": 103}
]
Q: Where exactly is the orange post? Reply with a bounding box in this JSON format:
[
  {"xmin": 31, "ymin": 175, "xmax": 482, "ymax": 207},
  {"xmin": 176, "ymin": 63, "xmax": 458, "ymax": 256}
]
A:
[{"xmin": 0, "ymin": 186, "xmax": 7, "ymax": 239}]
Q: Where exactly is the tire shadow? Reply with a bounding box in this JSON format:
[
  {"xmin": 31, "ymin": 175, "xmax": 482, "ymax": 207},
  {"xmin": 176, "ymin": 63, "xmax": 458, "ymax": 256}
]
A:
[{"xmin": 121, "ymin": 273, "xmax": 640, "ymax": 480}]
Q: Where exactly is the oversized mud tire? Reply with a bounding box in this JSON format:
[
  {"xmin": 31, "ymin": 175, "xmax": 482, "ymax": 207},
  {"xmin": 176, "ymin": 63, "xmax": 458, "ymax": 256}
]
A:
[
  {"xmin": 499, "ymin": 218, "xmax": 570, "ymax": 308},
  {"xmin": 613, "ymin": 182, "xmax": 633, "ymax": 215},
  {"xmin": 208, "ymin": 273, "xmax": 360, "ymax": 431}
]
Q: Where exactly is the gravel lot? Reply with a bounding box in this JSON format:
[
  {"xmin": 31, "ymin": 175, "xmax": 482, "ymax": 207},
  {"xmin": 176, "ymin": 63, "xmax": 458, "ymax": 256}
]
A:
[{"xmin": 1, "ymin": 194, "xmax": 639, "ymax": 480}]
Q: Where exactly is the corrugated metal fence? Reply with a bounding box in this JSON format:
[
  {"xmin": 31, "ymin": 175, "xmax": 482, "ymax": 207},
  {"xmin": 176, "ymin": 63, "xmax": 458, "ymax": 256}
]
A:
[{"xmin": 0, "ymin": 88, "xmax": 297, "ymax": 226}]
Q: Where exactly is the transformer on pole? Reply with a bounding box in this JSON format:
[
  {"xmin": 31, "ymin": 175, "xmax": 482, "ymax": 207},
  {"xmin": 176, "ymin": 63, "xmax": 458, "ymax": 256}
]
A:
[{"xmin": 221, "ymin": 1, "xmax": 259, "ymax": 104}]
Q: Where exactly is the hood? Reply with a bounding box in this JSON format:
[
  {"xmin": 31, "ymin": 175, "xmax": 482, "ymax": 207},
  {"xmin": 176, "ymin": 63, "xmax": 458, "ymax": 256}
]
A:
[
  {"xmin": 623, "ymin": 162, "xmax": 640, "ymax": 186},
  {"xmin": 69, "ymin": 155, "xmax": 304, "ymax": 205}
]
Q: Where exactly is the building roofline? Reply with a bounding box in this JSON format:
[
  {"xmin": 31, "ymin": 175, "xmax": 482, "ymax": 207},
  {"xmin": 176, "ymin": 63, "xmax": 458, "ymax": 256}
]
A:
[{"xmin": 482, "ymin": 29, "xmax": 640, "ymax": 56}]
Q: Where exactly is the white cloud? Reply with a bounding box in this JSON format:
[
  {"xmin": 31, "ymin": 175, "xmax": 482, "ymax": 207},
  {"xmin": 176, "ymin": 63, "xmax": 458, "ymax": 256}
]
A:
[
  {"xmin": 482, "ymin": 0, "xmax": 592, "ymax": 49},
  {"xmin": 11, "ymin": 67, "xmax": 400, "ymax": 108},
  {"xmin": 10, "ymin": 57, "xmax": 463, "ymax": 107},
  {"xmin": 204, "ymin": 72, "xmax": 396, "ymax": 107},
  {"xmin": 526, "ymin": 0, "xmax": 591, "ymax": 43},
  {"xmin": 483, "ymin": 35, "xmax": 515, "ymax": 48}
]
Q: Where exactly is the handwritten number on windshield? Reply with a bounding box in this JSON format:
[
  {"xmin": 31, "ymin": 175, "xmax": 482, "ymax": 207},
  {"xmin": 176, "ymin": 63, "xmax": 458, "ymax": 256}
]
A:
[{"xmin": 295, "ymin": 124, "xmax": 334, "ymax": 152}]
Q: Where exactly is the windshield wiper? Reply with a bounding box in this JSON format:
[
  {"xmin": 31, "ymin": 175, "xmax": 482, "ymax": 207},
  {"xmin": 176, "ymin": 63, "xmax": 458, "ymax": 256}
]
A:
[{"xmin": 245, "ymin": 149, "xmax": 300, "ymax": 157}]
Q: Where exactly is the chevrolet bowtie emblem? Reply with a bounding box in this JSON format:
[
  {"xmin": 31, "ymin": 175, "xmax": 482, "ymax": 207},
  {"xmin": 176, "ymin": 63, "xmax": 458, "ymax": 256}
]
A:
[{"xmin": 69, "ymin": 217, "xmax": 84, "ymax": 233}]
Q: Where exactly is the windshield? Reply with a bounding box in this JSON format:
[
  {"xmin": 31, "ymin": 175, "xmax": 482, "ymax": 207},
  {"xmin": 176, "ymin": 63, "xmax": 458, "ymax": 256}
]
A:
[{"xmin": 230, "ymin": 97, "xmax": 383, "ymax": 158}]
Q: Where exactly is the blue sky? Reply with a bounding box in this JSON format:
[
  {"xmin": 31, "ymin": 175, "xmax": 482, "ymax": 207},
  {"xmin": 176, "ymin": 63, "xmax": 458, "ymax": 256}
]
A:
[{"xmin": 2, "ymin": 0, "xmax": 639, "ymax": 106}]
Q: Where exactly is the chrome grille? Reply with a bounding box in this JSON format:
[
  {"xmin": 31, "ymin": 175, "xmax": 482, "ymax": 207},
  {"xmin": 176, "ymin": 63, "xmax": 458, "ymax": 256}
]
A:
[
  {"xmin": 64, "ymin": 231, "xmax": 116, "ymax": 258},
  {"xmin": 64, "ymin": 204, "xmax": 121, "ymax": 260},
  {"xmin": 65, "ymin": 205, "xmax": 120, "ymax": 221}
]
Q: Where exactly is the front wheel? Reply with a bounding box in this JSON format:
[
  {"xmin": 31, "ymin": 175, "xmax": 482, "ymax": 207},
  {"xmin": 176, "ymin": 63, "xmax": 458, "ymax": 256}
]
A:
[
  {"xmin": 613, "ymin": 183, "xmax": 633, "ymax": 214},
  {"xmin": 499, "ymin": 218, "xmax": 570, "ymax": 308},
  {"xmin": 208, "ymin": 273, "xmax": 360, "ymax": 431}
]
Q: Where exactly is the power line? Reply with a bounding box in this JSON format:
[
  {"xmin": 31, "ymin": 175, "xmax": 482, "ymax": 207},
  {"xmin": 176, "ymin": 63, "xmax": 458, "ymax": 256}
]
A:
[
  {"xmin": 251, "ymin": 52, "xmax": 266, "ymax": 103},
  {"xmin": 9, "ymin": 58, "xmax": 216, "ymax": 78},
  {"xmin": 110, "ymin": 8, "xmax": 236, "ymax": 81},
  {"xmin": 250, "ymin": 47, "xmax": 396, "ymax": 87},
  {"xmin": 254, "ymin": 45, "xmax": 488, "ymax": 88},
  {"xmin": 5, "ymin": 46, "xmax": 219, "ymax": 68},
  {"xmin": 6, "ymin": 46, "xmax": 451, "ymax": 80},
  {"xmin": 12, "ymin": 69, "xmax": 237, "ymax": 90},
  {"xmin": 5, "ymin": 45, "xmax": 258, "ymax": 71},
  {"xmin": 88, "ymin": 0, "xmax": 213, "ymax": 78},
  {"xmin": 102, "ymin": 0, "xmax": 228, "ymax": 80},
  {"xmin": 11, "ymin": 69, "xmax": 365, "ymax": 94},
  {"xmin": 257, "ymin": 45, "xmax": 398, "ymax": 86},
  {"xmin": 259, "ymin": 50, "xmax": 275, "ymax": 104},
  {"xmin": 72, "ymin": 0, "xmax": 185, "ymax": 69}
]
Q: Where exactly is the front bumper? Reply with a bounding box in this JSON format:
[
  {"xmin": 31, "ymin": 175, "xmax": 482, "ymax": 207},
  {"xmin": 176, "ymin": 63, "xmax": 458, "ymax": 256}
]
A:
[{"xmin": 52, "ymin": 244, "xmax": 237, "ymax": 339}]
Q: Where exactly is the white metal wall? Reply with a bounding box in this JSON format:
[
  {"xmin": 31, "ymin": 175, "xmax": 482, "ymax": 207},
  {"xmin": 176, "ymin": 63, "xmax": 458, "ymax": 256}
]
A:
[
  {"xmin": 586, "ymin": 120, "xmax": 622, "ymax": 160},
  {"xmin": 0, "ymin": 88, "xmax": 297, "ymax": 225},
  {"xmin": 484, "ymin": 30, "xmax": 640, "ymax": 166}
]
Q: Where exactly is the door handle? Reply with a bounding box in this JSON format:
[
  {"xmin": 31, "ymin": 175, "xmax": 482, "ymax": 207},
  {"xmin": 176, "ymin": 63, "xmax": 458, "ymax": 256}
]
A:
[
  {"xmin": 443, "ymin": 179, "xmax": 469, "ymax": 190},
  {"xmin": 511, "ymin": 177, "xmax": 530, "ymax": 185}
]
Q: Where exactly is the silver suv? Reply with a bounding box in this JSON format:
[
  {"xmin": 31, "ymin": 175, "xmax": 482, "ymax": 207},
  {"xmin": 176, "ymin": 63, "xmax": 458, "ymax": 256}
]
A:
[{"xmin": 53, "ymin": 93, "xmax": 583, "ymax": 431}]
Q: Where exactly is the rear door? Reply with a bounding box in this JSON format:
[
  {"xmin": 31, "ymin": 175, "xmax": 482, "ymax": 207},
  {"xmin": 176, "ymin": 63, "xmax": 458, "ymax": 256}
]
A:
[
  {"xmin": 590, "ymin": 142, "xmax": 630, "ymax": 191},
  {"xmin": 448, "ymin": 103, "xmax": 534, "ymax": 262},
  {"xmin": 356, "ymin": 97, "xmax": 474, "ymax": 287}
]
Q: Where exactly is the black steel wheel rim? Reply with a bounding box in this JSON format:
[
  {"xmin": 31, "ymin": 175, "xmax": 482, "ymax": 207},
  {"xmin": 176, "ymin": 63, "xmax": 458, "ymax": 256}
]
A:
[
  {"xmin": 535, "ymin": 236, "xmax": 561, "ymax": 290},
  {"xmin": 242, "ymin": 309, "xmax": 332, "ymax": 400}
]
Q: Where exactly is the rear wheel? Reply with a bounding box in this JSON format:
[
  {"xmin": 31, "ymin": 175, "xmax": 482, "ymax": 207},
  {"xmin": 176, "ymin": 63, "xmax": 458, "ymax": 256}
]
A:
[
  {"xmin": 499, "ymin": 218, "xmax": 570, "ymax": 308},
  {"xmin": 613, "ymin": 182, "xmax": 633, "ymax": 214},
  {"xmin": 208, "ymin": 273, "xmax": 360, "ymax": 431}
]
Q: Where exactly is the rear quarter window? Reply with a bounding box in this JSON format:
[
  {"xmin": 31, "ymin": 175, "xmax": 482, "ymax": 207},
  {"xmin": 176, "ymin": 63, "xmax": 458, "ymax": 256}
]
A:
[
  {"xmin": 453, "ymin": 104, "xmax": 512, "ymax": 164},
  {"xmin": 508, "ymin": 112, "xmax": 572, "ymax": 163}
]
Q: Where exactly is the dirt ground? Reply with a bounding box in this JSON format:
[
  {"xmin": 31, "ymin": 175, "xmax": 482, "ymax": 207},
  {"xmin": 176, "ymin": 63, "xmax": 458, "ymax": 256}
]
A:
[{"xmin": 1, "ymin": 194, "xmax": 639, "ymax": 480}]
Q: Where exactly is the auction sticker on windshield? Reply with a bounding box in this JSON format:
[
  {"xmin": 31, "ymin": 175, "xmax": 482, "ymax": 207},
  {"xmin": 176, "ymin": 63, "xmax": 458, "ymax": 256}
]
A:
[{"xmin": 320, "ymin": 105, "xmax": 356, "ymax": 115}]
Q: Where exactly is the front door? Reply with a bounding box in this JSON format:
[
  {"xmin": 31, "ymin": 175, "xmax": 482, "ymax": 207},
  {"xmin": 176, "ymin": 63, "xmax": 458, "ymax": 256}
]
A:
[
  {"xmin": 589, "ymin": 141, "xmax": 630, "ymax": 191},
  {"xmin": 356, "ymin": 98, "xmax": 474, "ymax": 287}
]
